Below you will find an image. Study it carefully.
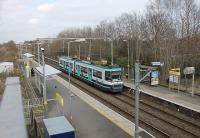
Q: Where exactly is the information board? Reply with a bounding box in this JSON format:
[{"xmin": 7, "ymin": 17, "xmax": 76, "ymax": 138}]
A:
[{"xmin": 150, "ymin": 71, "xmax": 159, "ymax": 85}]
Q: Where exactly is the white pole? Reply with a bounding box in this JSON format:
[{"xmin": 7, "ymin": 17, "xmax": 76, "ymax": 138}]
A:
[
  {"xmin": 68, "ymin": 42, "xmax": 70, "ymax": 58},
  {"xmin": 135, "ymin": 60, "xmax": 140, "ymax": 138},
  {"xmin": 111, "ymin": 40, "xmax": 113, "ymax": 66},
  {"xmin": 42, "ymin": 48, "xmax": 47, "ymax": 104},
  {"xmin": 128, "ymin": 41, "xmax": 130, "ymax": 80},
  {"xmin": 26, "ymin": 44, "xmax": 27, "ymax": 52},
  {"xmin": 67, "ymin": 41, "xmax": 73, "ymax": 120},
  {"xmin": 192, "ymin": 73, "xmax": 195, "ymax": 97},
  {"xmin": 63, "ymin": 40, "xmax": 65, "ymax": 53},
  {"xmin": 37, "ymin": 43, "xmax": 40, "ymax": 65},
  {"xmin": 89, "ymin": 40, "xmax": 92, "ymax": 60},
  {"xmin": 79, "ymin": 43, "xmax": 81, "ymax": 59}
]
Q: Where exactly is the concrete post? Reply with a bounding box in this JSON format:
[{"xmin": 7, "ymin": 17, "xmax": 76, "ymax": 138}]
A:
[
  {"xmin": 89, "ymin": 40, "xmax": 92, "ymax": 60},
  {"xmin": 111, "ymin": 40, "xmax": 113, "ymax": 66},
  {"xmin": 37, "ymin": 44, "xmax": 40, "ymax": 65},
  {"xmin": 68, "ymin": 42, "xmax": 70, "ymax": 58},
  {"xmin": 127, "ymin": 41, "xmax": 130, "ymax": 80},
  {"xmin": 79, "ymin": 43, "xmax": 81, "ymax": 59},
  {"xmin": 63, "ymin": 40, "xmax": 65, "ymax": 53},
  {"xmin": 192, "ymin": 73, "xmax": 195, "ymax": 97},
  {"xmin": 134, "ymin": 61, "xmax": 140, "ymax": 138},
  {"xmin": 42, "ymin": 49, "xmax": 47, "ymax": 104}
]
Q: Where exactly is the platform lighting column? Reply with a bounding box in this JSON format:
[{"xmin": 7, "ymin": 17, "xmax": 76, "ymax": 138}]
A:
[
  {"xmin": 47, "ymin": 41, "xmax": 50, "ymax": 56},
  {"xmin": 26, "ymin": 44, "xmax": 27, "ymax": 52},
  {"xmin": 68, "ymin": 42, "xmax": 70, "ymax": 58},
  {"xmin": 34, "ymin": 44, "xmax": 36, "ymax": 55},
  {"xmin": 123, "ymin": 40, "xmax": 130, "ymax": 80},
  {"xmin": 89, "ymin": 40, "xmax": 92, "ymax": 60},
  {"xmin": 111, "ymin": 40, "xmax": 114, "ymax": 66},
  {"xmin": 19, "ymin": 44, "xmax": 22, "ymax": 59},
  {"xmin": 68, "ymin": 42, "xmax": 75, "ymax": 120},
  {"xmin": 37, "ymin": 43, "xmax": 40, "ymax": 65},
  {"xmin": 41, "ymin": 48, "xmax": 47, "ymax": 105},
  {"xmin": 78, "ymin": 43, "xmax": 81, "ymax": 59},
  {"xmin": 135, "ymin": 60, "xmax": 140, "ymax": 138},
  {"xmin": 192, "ymin": 72, "xmax": 195, "ymax": 97},
  {"xmin": 62, "ymin": 40, "xmax": 65, "ymax": 53}
]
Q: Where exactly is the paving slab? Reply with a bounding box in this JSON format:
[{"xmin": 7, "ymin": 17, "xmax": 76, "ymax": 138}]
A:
[{"xmin": 124, "ymin": 80, "xmax": 200, "ymax": 113}]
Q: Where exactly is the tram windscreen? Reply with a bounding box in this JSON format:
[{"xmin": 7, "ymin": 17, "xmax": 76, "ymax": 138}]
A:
[{"xmin": 111, "ymin": 71, "xmax": 122, "ymax": 81}]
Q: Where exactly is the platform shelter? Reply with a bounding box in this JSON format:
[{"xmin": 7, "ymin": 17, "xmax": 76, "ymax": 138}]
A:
[
  {"xmin": 34, "ymin": 64, "xmax": 61, "ymax": 98},
  {"xmin": 23, "ymin": 53, "xmax": 34, "ymax": 78}
]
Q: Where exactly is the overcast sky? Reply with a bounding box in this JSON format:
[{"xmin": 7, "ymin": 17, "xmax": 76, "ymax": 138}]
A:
[{"xmin": 0, "ymin": 0, "xmax": 148, "ymax": 43}]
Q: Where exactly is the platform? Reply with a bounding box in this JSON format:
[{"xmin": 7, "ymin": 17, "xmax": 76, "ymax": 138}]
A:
[
  {"xmin": 44, "ymin": 76, "xmax": 133, "ymax": 138},
  {"xmin": 123, "ymin": 79, "xmax": 200, "ymax": 113},
  {"xmin": 30, "ymin": 58, "xmax": 154, "ymax": 138},
  {"xmin": 0, "ymin": 77, "xmax": 28, "ymax": 138}
]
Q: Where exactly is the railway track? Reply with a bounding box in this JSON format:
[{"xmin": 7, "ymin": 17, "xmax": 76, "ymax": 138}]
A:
[
  {"xmin": 114, "ymin": 93, "xmax": 200, "ymax": 138},
  {"xmin": 37, "ymin": 56, "xmax": 200, "ymax": 138}
]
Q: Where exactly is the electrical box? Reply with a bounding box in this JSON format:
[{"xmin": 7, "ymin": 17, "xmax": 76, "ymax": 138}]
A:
[{"xmin": 43, "ymin": 116, "xmax": 75, "ymax": 138}]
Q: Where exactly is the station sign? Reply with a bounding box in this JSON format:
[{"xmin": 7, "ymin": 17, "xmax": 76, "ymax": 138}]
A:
[
  {"xmin": 169, "ymin": 68, "xmax": 180, "ymax": 76},
  {"xmin": 183, "ymin": 67, "xmax": 195, "ymax": 75},
  {"xmin": 100, "ymin": 59, "xmax": 107, "ymax": 65},
  {"xmin": 151, "ymin": 62, "xmax": 164, "ymax": 66}
]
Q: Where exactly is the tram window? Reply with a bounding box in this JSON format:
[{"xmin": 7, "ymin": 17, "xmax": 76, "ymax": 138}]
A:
[
  {"xmin": 65, "ymin": 62, "xmax": 69, "ymax": 67},
  {"xmin": 93, "ymin": 70, "xmax": 102, "ymax": 79},
  {"xmin": 70, "ymin": 63, "xmax": 73, "ymax": 68},
  {"xmin": 81, "ymin": 66, "xmax": 87, "ymax": 73},
  {"xmin": 105, "ymin": 71, "xmax": 111, "ymax": 81},
  {"xmin": 111, "ymin": 71, "xmax": 122, "ymax": 80},
  {"xmin": 88, "ymin": 68, "xmax": 92, "ymax": 73}
]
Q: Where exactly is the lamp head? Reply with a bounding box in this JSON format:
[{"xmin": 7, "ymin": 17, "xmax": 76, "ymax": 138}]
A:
[{"xmin": 41, "ymin": 47, "xmax": 44, "ymax": 53}]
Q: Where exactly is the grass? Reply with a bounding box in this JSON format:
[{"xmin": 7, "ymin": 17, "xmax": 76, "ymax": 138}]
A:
[{"xmin": 0, "ymin": 45, "xmax": 18, "ymax": 62}]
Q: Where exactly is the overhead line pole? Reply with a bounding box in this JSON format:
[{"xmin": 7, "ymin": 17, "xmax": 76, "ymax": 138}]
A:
[
  {"xmin": 134, "ymin": 60, "xmax": 140, "ymax": 138},
  {"xmin": 37, "ymin": 43, "xmax": 40, "ymax": 65},
  {"xmin": 111, "ymin": 40, "xmax": 114, "ymax": 66}
]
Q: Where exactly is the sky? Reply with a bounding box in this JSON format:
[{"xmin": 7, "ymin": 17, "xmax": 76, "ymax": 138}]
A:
[{"xmin": 0, "ymin": 0, "xmax": 148, "ymax": 43}]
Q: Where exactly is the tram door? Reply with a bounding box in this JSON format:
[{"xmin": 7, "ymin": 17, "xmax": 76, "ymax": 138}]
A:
[
  {"xmin": 88, "ymin": 68, "xmax": 92, "ymax": 81},
  {"xmin": 77, "ymin": 65, "xmax": 81, "ymax": 76}
]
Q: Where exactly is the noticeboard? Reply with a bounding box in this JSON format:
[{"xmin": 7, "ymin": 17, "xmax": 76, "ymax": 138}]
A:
[
  {"xmin": 169, "ymin": 68, "xmax": 180, "ymax": 76},
  {"xmin": 150, "ymin": 71, "xmax": 159, "ymax": 86},
  {"xmin": 183, "ymin": 67, "xmax": 195, "ymax": 75},
  {"xmin": 169, "ymin": 75, "xmax": 179, "ymax": 84}
]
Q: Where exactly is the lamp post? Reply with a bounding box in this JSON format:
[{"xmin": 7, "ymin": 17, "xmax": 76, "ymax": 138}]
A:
[
  {"xmin": 111, "ymin": 40, "xmax": 114, "ymax": 66},
  {"xmin": 37, "ymin": 43, "xmax": 41, "ymax": 65},
  {"xmin": 41, "ymin": 47, "xmax": 47, "ymax": 105},
  {"xmin": 67, "ymin": 38, "xmax": 86, "ymax": 120},
  {"xmin": 88, "ymin": 40, "xmax": 92, "ymax": 60},
  {"xmin": 74, "ymin": 38, "xmax": 86, "ymax": 60},
  {"xmin": 68, "ymin": 42, "xmax": 70, "ymax": 57},
  {"xmin": 134, "ymin": 60, "xmax": 140, "ymax": 138},
  {"xmin": 78, "ymin": 43, "xmax": 81, "ymax": 59},
  {"xmin": 123, "ymin": 40, "xmax": 130, "ymax": 80},
  {"xmin": 62, "ymin": 40, "xmax": 65, "ymax": 54}
]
